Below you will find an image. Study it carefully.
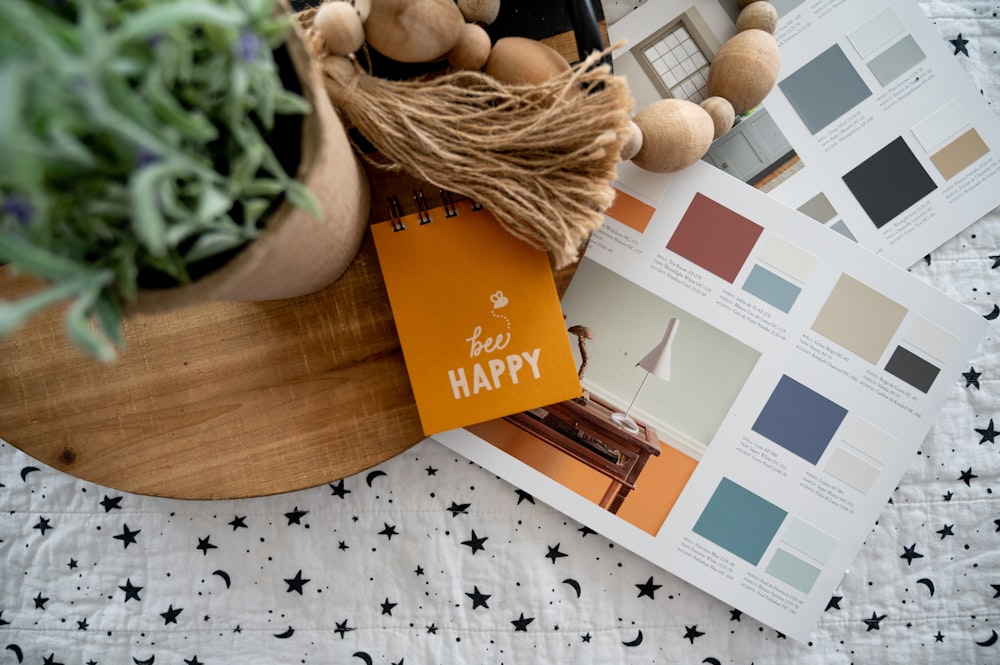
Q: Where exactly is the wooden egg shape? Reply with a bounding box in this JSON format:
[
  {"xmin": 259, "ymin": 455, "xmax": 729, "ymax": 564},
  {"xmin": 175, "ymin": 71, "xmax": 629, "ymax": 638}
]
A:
[
  {"xmin": 314, "ymin": 2, "xmax": 366, "ymax": 57},
  {"xmin": 630, "ymin": 99, "xmax": 715, "ymax": 173},
  {"xmin": 447, "ymin": 22, "xmax": 492, "ymax": 71},
  {"xmin": 484, "ymin": 37, "xmax": 571, "ymax": 85},
  {"xmin": 699, "ymin": 96, "xmax": 736, "ymax": 139},
  {"xmin": 458, "ymin": 0, "xmax": 501, "ymax": 25},
  {"xmin": 706, "ymin": 29, "xmax": 780, "ymax": 115},
  {"xmin": 736, "ymin": 1, "xmax": 779, "ymax": 34},
  {"xmin": 365, "ymin": 0, "xmax": 465, "ymax": 63}
]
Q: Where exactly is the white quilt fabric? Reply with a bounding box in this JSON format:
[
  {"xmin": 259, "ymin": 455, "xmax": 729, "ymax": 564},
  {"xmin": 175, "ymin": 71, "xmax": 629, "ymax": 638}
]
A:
[{"xmin": 3, "ymin": 2, "xmax": 999, "ymax": 663}]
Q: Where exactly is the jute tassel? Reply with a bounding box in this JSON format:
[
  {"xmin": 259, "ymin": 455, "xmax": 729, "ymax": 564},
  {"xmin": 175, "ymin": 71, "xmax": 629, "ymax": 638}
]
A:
[{"xmin": 299, "ymin": 15, "xmax": 633, "ymax": 267}]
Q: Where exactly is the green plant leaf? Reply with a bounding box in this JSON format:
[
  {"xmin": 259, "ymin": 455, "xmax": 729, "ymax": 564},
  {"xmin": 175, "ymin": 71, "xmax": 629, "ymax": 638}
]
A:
[
  {"xmin": 64, "ymin": 283, "xmax": 117, "ymax": 363},
  {"xmin": 112, "ymin": 3, "xmax": 244, "ymax": 46},
  {"xmin": 129, "ymin": 160, "xmax": 187, "ymax": 256},
  {"xmin": 92, "ymin": 288, "xmax": 125, "ymax": 348},
  {"xmin": 285, "ymin": 180, "xmax": 322, "ymax": 220},
  {"xmin": 184, "ymin": 228, "xmax": 250, "ymax": 263}
]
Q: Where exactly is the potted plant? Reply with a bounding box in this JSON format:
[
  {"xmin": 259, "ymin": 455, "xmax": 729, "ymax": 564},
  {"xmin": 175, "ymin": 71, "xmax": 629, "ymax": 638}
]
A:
[{"xmin": 0, "ymin": 0, "xmax": 369, "ymax": 361}]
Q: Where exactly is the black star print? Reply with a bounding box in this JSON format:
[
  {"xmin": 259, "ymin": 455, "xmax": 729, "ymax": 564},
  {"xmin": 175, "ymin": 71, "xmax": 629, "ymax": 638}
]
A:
[
  {"xmin": 334, "ymin": 619, "xmax": 354, "ymax": 638},
  {"xmin": 380, "ymin": 598, "xmax": 397, "ymax": 615},
  {"xmin": 635, "ymin": 576, "xmax": 662, "ymax": 599},
  {"xmin": 196, "ymin": 536, "xmax": 217, "ymax": 555},
  {"xmin": 934, "ymin": 631, "xmax": 945, "ymax": 642},
  {"xmin": 42, "ymin": 655, "xmax": 63, "ymax": 665},
  {"xmin": 995, "ymin": 518, "xmax": 1000, "ymax": 532},
  {"xmin": 545, "ymin": 543, "xmax": 567, "ymax": 564},
  {"xmin": 447, "ymin": 501, "xmax": 471, "ymax": 517},
  {"xmin": 950, "ymin": 33, "xmax": 970, "ymax": 56},
  {"xmin": 581, "ymin": 632, "xmax": 592, "ymax": 642},
  {"xmin": 901, "ymin": 543, "xmax": 924, "ymax": 565},
  {"xmin": 185, "ymin": 657, "xmax": 204, "ymax": 665},
  {"xmin": 864, "ymin": 612, "xmax": 887, "ymax": 631},
  {"xmin": 511, "ymin": 613, "xmax": 534, "ymax": 631},
  {"xmin": 379, "ymin": 523, "xmax": 399, "ymax": 540},
  {"xmin": 975, "ymin": 419, "xmax": 998, "ymax": 444},
  {"xmin": 100, "ymin": 495, "xmax": 123, "ymax": 512},
  {"xmin": 119, "ymin": 578, "xmax": 143, "ymax": 602},
  {"xmin": 426, "ymin": 623, "xmax": 438, "ymax": 634},
  {"xmin": 0, "ymin": 610, "xmax": 9, "ymax": 626},
  {"xmin": 683, "ymin": 625, "xmax": 705, "ymax": 643},
  {"xmin": 964, "ymin": 367, "xmax": 982, "ymax": 389},
  {"xmin": 959, "ymin": 468, "xmax": 978, "ymax": 486},
  {"xmin": 285, "ymin": 570, "xmax": 310, "ymax": 595},
  {"xmin": 77, "ymin": 618, "xmax": 88, "ymax": 630},
  {"xmin": 34, "ymin": 592, "xmax": 49, "ymax": 609},
  {"xmin": 937, "ymin": 524, "xmax": 955, "ymax": 539},
  {"xmin": 944, "ymin": 491, "xmax": 954, "ymax": 502},
  {"xmin": 425, "ymin": 466, "xmax": 438, "ymax": 475},
  {"xmin": 462, "ymin": 530, "xmax": 487, "ymax": 554},
  {"xmin": 414, "ymin": 566, "xmax": 425, "ymax": 576},
  {"xmin": 33, "ymin": 516, "xmax": 53, "ymax": 535},
  {"xmin": 730, "ymin": 609, "xmax": 743, "ymax": 620},
  {"xmin": 338, "ymin": 541, "xmax": 349, "ymax": 551},
  {"xmin": 228, "ymin": 516, "xmax": 248, "ymax": 530},
  {"xmin": 826, "ymin": 596, "xmax": 842, "ymax": 611},
  {"xmin": 114, "ymin": 523, "xmax": 141, "ymax": 549},
  {"xmin": 991, "ymin": 584, "xmax": 1000, "ymax": 598},
  {"xmin": 990, "ymin": 254, "xmax": 1000, "ymax": 269},
  {"xmin": 67, "ymin": 558, "xmax": 78, "ymax": 569},
  {"xmin": 515, "ymin": 489, "xmax": 535, "ymax": 505},
  {"xmin": 329, "ymin": 480, "xmax": 350, "ymax": 499},
  {"xmin": 466, "ymin": 586, "xmax": 491, "ymax": 609},
  {"xmin": 285, "ymin": 507, "xmax": 308, "ymax": 525},
  {"xmin": 160, "ymin": 605, "xmax": 183, "ymax": 624},
  {"xmin": 578, "ymin": 526, "xmax": 597, "ymax": 537}
]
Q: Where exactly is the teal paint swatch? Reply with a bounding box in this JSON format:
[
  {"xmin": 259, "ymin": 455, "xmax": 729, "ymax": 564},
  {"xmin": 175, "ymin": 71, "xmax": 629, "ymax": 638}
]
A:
[
  {"xmin": 743, "ymin": 265, "xmax": 801, "ymax": 313},
  {"xmin": 693, "ymin": 478, "xmax": 787, "ymax": 565},
  {"xmin": 766, "ymin": 549, "xmax": 822, "ymax": 593}
]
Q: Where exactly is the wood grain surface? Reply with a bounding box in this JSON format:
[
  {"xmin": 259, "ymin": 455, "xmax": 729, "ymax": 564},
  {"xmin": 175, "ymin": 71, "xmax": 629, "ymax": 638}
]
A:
[{"xmin": 0, "ymin": 20, "xmax": 604, "ymax": 499}]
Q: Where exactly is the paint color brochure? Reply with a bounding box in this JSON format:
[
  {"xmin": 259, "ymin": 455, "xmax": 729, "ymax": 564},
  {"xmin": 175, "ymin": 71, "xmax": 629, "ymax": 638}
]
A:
[
  {"xmin": 608, "ymin": 0, "xmax": 1000, "ymax": 267},
  {"xmin": 433, "ymin": 160, "xmax": 988, "ymax": 640}
]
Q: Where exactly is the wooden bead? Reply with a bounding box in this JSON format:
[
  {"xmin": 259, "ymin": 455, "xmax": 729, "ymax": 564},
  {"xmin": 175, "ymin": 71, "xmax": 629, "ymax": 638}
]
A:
[
  {"xmin": 736, "ymin": 1, "xmax": 778, "ymax": 34},
  {"xmin": 447, "ymin": 22, "xmax": 492, "ymax": 71},
  {"xmin": 314, "ymin": 2, "xmax": 366, "ymax": 57},
  {"xmin": 700, "ymin": 96, "xmax": 735, "ymax": 139},
  {"xmin": 350, "ymin": 0, "xmax": 371, "ymax": 22},
  {"xmin": 706, "ymin": 29, "xmax": 780, "ymax": 115},
  {"xmin": 457, "ymin": 0, "xmax": 501, "ymax": 25},
  {"xmin": 630, "ymin": 99, "xmax": 715, "ymax": 173},
  {"xmin": 365, "ymin": 0, "xmax": 465, "ymax": 63},
  {"xmin": 620, "ymin": 120, "xmax": 643, "ymax": 161},
  {"xmin": 484, "ymin": 37, "xmax": 571, "ymax": 85}
]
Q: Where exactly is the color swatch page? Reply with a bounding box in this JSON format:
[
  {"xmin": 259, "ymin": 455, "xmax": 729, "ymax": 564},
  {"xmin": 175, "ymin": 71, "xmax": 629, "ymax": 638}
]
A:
[
  {"xmin": 610, "ymin": 0, "xmax": 1000, "ymax": 267},
  {"xmin": 435, "ymin": 160, "xmax": 988, "ymax": 642}
]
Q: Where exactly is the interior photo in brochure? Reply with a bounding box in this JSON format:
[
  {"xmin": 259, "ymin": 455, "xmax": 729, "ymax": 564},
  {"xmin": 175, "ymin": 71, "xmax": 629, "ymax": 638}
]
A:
[
  {"xmin": 435, "ymin": 159, "xmax": 989, "ymax": 641},
  {"xmin": 608, "ymin": 0, "xmax": 1000, "ymax": 266}
]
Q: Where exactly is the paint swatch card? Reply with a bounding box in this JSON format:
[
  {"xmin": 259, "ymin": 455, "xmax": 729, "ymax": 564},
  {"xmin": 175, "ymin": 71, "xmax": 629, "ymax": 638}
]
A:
[
  {"xmin": 371, "ymin": 198, "xmax": 581, "ymax": 435},
  {"xmin": 434, "ymin": 160, "xmax": 988, "ymax": 642},
  {"xmin": 609, "ymin": 0, "xmax": 1000, "ymax": 267}
]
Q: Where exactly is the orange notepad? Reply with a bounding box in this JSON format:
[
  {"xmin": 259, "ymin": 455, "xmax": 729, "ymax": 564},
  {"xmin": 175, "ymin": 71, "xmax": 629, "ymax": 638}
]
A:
[{"xmin": 372, "ymin": 196, "xmax": 581, "ymax": 435}]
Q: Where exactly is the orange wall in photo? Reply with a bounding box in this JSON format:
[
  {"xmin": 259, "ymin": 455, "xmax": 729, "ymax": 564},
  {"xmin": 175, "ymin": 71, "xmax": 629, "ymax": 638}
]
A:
[{"xmin": 467, "ymin": 419, "xmax": 698, "ymax": 535}]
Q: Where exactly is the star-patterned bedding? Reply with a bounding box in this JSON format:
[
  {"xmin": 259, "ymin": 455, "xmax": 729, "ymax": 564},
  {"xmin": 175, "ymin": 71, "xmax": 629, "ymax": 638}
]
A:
[{"xmin": 3, "ymin": 1, "xmax": 999, "ymax": 663}]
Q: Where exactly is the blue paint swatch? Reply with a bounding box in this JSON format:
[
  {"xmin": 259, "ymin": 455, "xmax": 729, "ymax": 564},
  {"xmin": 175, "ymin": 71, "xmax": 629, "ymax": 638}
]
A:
[
  {"xmin": 752, "ymin": 375, "xmax": 848, "ymax": 464},
  {"xmin": 766, "ymin": 549, "xmax": 822, "ymax": 593},
  {"xmin": 779, "ymin": 45, "xmax": 872, "ymax": 134},
  {"xmin": 693, "ymin": 478, "xmax": 787, "ymax": 565},
  {"xmin": 743, "ymin": 265, "xmax": 801, "ymax": 313}
]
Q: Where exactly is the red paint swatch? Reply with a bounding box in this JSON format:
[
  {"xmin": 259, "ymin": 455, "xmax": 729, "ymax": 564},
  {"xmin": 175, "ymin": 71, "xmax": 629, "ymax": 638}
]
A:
[{"xmin": 666, "ymin": 193, "xmax": 764, "ymax": 283}]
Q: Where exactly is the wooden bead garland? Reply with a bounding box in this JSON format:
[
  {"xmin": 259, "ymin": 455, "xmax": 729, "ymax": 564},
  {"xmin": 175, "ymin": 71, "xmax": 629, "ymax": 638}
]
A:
[
  {"xmin": 630, "ymin": 0, "xmax": 781, "ymax": 172},
  {"xmin": 301, "ymin": 0, "xmax": 782, "ymax": 258}
]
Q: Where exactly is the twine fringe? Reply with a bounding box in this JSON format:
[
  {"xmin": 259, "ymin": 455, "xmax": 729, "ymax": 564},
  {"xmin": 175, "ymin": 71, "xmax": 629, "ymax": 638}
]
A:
[{"xmin": 297, "ymin": 7, "xmax": 633, "ymax": 267}]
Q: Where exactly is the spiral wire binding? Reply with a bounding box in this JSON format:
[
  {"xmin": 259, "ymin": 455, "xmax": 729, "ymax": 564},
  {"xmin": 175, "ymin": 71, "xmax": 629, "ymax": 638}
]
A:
[
  {"xmin": 386, "ymin": 195, "xmax": 405, "ymax": 232},
  {"xmin": 413, "ymin": 189, "xmax": 432, "ymax": 225}
]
